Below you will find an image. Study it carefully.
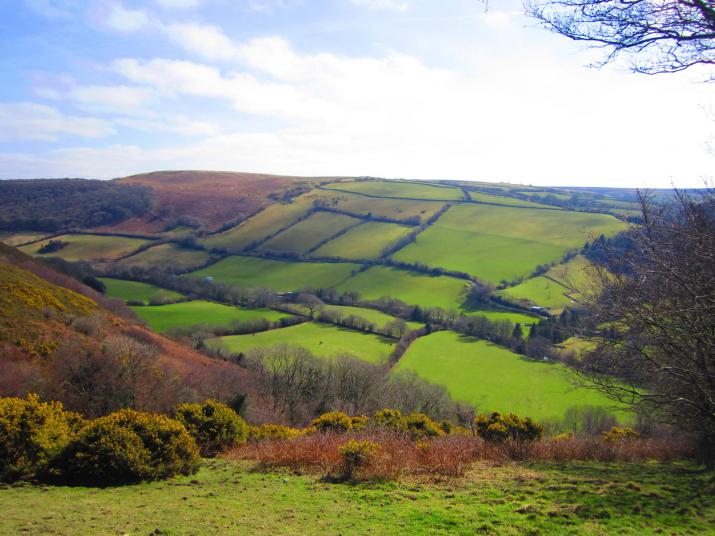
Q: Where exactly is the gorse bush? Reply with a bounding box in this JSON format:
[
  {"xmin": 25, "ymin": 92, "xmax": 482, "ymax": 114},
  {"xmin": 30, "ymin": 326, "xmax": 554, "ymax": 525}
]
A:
[
  {"xmin": 338, "ymin": 440, "xmax": 380, "ymax": 480},
  {"xmin": 312, "ymin": 411, "xmax": 353, "ymax": 433},
  {"xmin": 0, "ymin": 394, "xmax": 83, "ymax": 481},
  {"xmin": 602, "ymin": 426, "xmax": 639, "ymax": 443},
  {"xmin": 371, "ymin": 409, "xmax": 407, "ymax": 431},
  {"xmin": 474, "ymin": 412, "xmax": 543, "ymax": 442},
  {"xmin": 405, "ymin": 413, "xmax": 444, "ymax": 438},
  {"xmin": 52, "ymin": 409, "xmax": 200, "ymax": 485},
  {"xmin": 175, "ymin": 400, "xmax": 248, "ymax": 456},
  {"xmin": 248, "ymin": 424, "xmax": 304, "ymax": 441},
  {"xmin": 350, "ymin": 415, "xmax": 369, "ymax": 430}
]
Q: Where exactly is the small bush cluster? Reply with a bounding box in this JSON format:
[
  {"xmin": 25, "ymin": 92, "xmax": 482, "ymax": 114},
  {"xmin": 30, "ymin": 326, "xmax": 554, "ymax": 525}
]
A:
[
  {"xmin": 175, "ymin": 400, "xmax": 248, "ymax": 456},
  {"xmin": 248, "ymin": 424, "xmax": 304, "ymax": 441},
  {"xmin": 52, "ymin": 409, "xmax": 200, "ymax": 486},
  {"xmin": 311, "ymin": 411, "xmax": 353, "ymax": 433},
  {"xmin": 473, "ymin": 412, "xmax": 543, "ymax": 442},
  {"xmin": 337, "ymin": 440, "xmax": 380, "ymax": 480},
  {"xmin": 0, "ymin": 396, "xmax": 254, "ymax": 486},
  {"xmin": 0, "ymin": 394, "xmax": 83, "ymax": 481},
  {"xmin": 602, "ymin": 426, "xmax": 639, "ymax": 443}
]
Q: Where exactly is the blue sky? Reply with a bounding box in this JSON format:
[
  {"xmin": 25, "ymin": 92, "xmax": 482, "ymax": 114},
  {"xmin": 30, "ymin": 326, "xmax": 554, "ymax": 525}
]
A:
[{"xmin": 0, "ymin": 0, "xmax": 712, "ymax": 186}]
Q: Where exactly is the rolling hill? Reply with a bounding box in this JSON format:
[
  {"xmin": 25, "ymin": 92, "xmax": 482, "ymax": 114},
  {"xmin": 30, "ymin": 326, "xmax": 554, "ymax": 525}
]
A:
[{"xmin": 0, "ymin": 173, "xmax": 640, "ymax": 423}]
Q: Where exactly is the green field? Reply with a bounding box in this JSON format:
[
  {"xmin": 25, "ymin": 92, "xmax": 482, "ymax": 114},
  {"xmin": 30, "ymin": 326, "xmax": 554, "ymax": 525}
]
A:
[
  {"xmin": 463, "ymin": 307, "xmax": 539, "ymax": 325},
  {"xmin": 203, "ymin": 202, "xmax": 311, "ymax": 253},
  {"xmin": 322, "ymin": 304, "xmax": 423, "ymax": 332},
  {"xmin": 395, "ymin": 332, "xmax": 626, "ymax": 422},
  {"xmin": 300, "ymin": 190, "xmax": 447, "ymax": 224},
  {"xmin": 214, "ymin": 321, "xmax": 395, "ymax": 364},
  {"xmin": 337, "ymin": 266, "xmax": 469, "ymax": 310},
  {"xmin": 120, "ymin": 243, "xmax": 215, "ymax": 271},
  {"xmin": 2, "ymin": 459, "xmax": 711, "ymax": 535},
  {"xmin": 394, "ymin": 205, "xmax": 627, "ymax": 284},
  {"xmin": 131, "ymin": 300, "xmax": 291, "ymax": 333},
  {"xmin": 191, "ymin": 256, "xmax": 360, "ymax": 292},
  {"xmin": 99, "ymin": 277, "xmax": 183, "ymax": 304},
  {"xmin": 313, "ymin": 221, "xmax": 413, "ymax": 259},
  {"xmin": 467, "ymin": 191, "xmax": 555, "ymax": 208},
  {"xmin": 19, "ymin": 234, "xmax": 151, "ymax": 262},
  {"xmin": 497, "ymin": 255, "xmax": 594, "ymax": 311},
  {"xmin": 497, "ymin": 276, "xmax": 573, "ymax": 311},
  {"xmin": 323, "ymin": 180, "xmax": 465, "ymax": 201},
  {"xmin": 0, "ymin": 231, "xmax": 51, "ymax": 246},
  {"xmin": 258, "ymin": 212, "xmax": 361, "ymax": 255}
]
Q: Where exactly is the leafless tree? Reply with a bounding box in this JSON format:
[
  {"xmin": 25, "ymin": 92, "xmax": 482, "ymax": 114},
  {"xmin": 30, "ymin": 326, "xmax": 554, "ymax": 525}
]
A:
[
  {"xmin": 579, "ymin": 189, "xmax": 715, "ymax": 467},
  {"xmin": 525, "ymin": 0, "xmax": 715, "ymax": 77}
]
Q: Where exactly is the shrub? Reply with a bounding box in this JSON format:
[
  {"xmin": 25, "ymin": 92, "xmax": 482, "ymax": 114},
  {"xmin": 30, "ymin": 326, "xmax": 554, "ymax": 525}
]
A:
[
  {"xmin": 338, "ymin": 440, "xmax": 380, "ymax": 480},
  {"xmin": 248, "ymin": 424, "xmax": 303, "ymax": 441},
  {"xmin": 474, "ymin": 412, "xmax": 543, "ymax": 442},
  {"xmin": 0, "ymin": 394, "xmax": 83, "ymax": 481},
  {"xmin": 371, "ymin": 409, "xmax": 406, "ymax": 431},
  {"xmin": 350, "ymin": 415, "xmax": 369, "ymax": 430},
  {"xmin": 175, "ymin": 400, "xmax": 248, "ymax": 456},
  {"xmin": 405, "ymin": 413, "xmax": 444, "ymax": 438},
  {"xmin": 52, "ymin": 409, "xmax": 200, "ymax": 485},
  {"xmin": 602, "ymin": 426, "xmax": 640, "ymax": 443},
  {"xmin": 311, "ymin": 411, "xmax": 352, "ymax": 433}
]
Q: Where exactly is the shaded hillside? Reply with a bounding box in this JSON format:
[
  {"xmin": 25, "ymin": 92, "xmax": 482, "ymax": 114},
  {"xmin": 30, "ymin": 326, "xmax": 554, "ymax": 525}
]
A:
[
  {"xmin": 0, "ymin": 244, "xmax": 272, "ymax": 422},
  {"xmin": 0, "ymin": 179, "xmax": 154, "ymax": 232},
  {"xmin": 106, "ymin": 170, "xmax": 325, "ymax": 233}
]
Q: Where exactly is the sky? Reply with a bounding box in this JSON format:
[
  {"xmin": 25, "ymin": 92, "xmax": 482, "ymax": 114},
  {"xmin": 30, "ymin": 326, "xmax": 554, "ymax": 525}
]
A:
[{"xmin": 0, "ymin": 0, "xmax": 712, "ymax": 187}]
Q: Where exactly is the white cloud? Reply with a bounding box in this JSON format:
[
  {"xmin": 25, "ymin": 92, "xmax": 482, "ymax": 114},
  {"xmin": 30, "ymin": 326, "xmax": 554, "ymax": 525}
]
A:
[
  {"xmin": 116, "ymin": 116, "xmax": 221, "ymax": 136},
  {"xmin": 154, "ymin": 0, "xmax": 201, "ymax": 8},
  {"xmin": 68, "ymin": 85, "xmax": 156, "ymax": 115},
  {"xmin": 0, "ymin": 102, "xmax": 115, "ymax": 141},
  {"xmin": 163, "ymin": 22, "xmax": 240, "ymax": 61},
  {"xmin": 105, "ymin": 3, "xmax": 150, "ymax": 32},
  {"xmin": 351, "ymin": 0, "xmax": 408, "ymax": 11}
]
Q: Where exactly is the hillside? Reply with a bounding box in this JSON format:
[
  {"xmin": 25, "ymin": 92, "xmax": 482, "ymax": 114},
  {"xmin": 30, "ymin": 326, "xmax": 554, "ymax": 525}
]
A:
[
  {"xmin": 0, "ymin": 243, "xmax": 271, "ymax": 421},
  {"xmin": 106, "ymin": 170, "xmax": 327, "ymax": 234},
  {"xmin": 0, "ymin": 174, "xmax": 640, "ymax": 423}
]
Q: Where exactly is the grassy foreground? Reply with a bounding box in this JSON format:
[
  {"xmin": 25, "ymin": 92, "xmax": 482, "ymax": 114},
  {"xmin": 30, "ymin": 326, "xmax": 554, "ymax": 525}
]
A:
[{"xmin": 1, "ymin": 459, "xmax": 712, "ymax": 535}]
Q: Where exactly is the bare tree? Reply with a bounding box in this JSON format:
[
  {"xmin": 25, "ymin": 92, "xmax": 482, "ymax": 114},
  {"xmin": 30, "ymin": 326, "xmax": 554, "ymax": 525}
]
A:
[
  {"xmin": 525, "ymin": 0, "xmax": 715, "ymax": 76},
  {"xmin": 579, "ymin": 190, "xmax": 715, "ymax": 467}
]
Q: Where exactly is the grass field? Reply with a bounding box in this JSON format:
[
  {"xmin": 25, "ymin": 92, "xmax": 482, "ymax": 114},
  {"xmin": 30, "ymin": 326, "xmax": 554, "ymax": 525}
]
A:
[
  {"xmin": 258, "ymin": 212, "xmax": 361, "ymax": 255},
  {"xmin": 214, "ymin": 321, "xmax": 395, "ymax": 364},
  {"xmin": 99, "ymin": 277, "xmax": 183, "ymax": 304},
  {"xmin": 2, "ymin": 458, "xmax": 712, "ymax": 535},
  {"xmin": 322, "ymin": 304, "xmax": 423, "ymax": 331},
  {"xmin": 467, "ymin": 191, "xmax": 555, "ymax": 208},
  {"xmin": 497, "ymin": 255, "xmax": 594, "ymax": 311},
  {"xmin": 19, "ymin": 234, "xmax": 151, "ymax": 262},
  {"xmin": 202, "ymin": 201, "xmax": 311, "ymax": 253},
  {"xmin": 0, "ymin": 231, "xmax": 51, "ymax": 246},
  {"xmin": 313, "ymin": 221, "xmax": 413, "ymax": 259},
  {"xmin": 324, "ymin": 180, "xmax": 465, "ymax": 201},
  {"xmin": 131, "ymin": 300, "xmax": 291, "ymax": 333},
  {"xmin": 395, "ymin": 332, "xmax": 626, "ymax": 422},
  {"xmin": 119, "ymin": 243, "xmax": 215, "ymax": 271},
  {"xmin": 191, "ymin": 256, "xmax": 360, "ymax": 291},
  {"xmin": 497, "ymin": 276, "xmax": 573, "ymax": 311},
  {"xmin": 393, "ymin": 205, "xmax": 627, "ymax": 284},
  {"xmin": 337, "ymin": 266, "xmax": 469, "ymax": 310},
  {"xmin": 300, "ymin": 190, "xmax": 447, "ymax": 223},
  {"xmin": 462, "ymin": 307, "xmax": 539, "ymax": 326}
]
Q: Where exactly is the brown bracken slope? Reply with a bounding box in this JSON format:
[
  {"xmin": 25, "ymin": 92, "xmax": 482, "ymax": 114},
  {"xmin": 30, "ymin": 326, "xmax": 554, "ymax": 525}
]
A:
[
  {"xmin": 100, "ymin": 170, "xmax": 322, "ymax": 234},
  {"xmin": 0, "ymin": 243, "xmax": 274, "ymax": 422}
]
